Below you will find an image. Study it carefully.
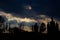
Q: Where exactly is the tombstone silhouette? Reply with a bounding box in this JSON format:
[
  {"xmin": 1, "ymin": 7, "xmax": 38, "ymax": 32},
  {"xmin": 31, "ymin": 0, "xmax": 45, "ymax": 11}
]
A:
[
  {"xmin": 33, "ymin": 23, "xmax": 38, "ymax": 32},
  {"xmin": 32, "ymin": 25, "xmax": 33, "ymax": 32},
  {"xmin": 9, "ymin": 26, "xmax": 13, "ymax": 33},
  {"xmin": 47, "ymin": 17, "xmax": 59, "ymax": 34},
  {"xmin": 0, "ymin": 16, "xmax": 5, "ymax": 33},
  {"xmin": 40, "ymin": 23, "xmax": 46, "ymax": 33},
  {"xmin": 12, "ymin": 27, "xmax": 20, "ymax": 33},
  {"xmin": 55, "ymin": 23, "xmax": 59, "ymax": 32}
]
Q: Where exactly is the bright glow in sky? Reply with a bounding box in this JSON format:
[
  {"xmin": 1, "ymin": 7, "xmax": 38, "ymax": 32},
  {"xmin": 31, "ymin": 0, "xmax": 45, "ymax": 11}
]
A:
[{"xmin": 24, "ymin": 5, "xmax": 32, "ymax": 10}]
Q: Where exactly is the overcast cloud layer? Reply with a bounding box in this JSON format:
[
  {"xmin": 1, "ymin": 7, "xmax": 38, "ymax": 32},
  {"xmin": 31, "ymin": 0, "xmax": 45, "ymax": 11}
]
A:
[{"xmin": 0, "ymin": 0, "xmax": 59, "ymax": 19}]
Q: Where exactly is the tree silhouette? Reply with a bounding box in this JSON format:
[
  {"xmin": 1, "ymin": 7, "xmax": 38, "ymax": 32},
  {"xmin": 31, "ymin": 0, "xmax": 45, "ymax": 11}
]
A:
[
  {"xmin": 0, "ymin": 16, "xmax": 4, "ymax": 23},
  {"xmin": 47, "ymin": 17, "xmax": 59, "ymax": 34}
]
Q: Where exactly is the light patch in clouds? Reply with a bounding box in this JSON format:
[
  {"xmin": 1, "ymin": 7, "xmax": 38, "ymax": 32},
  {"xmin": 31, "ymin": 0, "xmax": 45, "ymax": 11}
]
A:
[
  {"xmin": 0, "ymin": 11, "xmax": 37, "ymax": 23},
  {"xmin": 0, "ymin": 11, "xmax": 60, "ymax": 33},
  {"xmin": 23, "ymin": 26, "xmax": 32, "ymax": 32}
]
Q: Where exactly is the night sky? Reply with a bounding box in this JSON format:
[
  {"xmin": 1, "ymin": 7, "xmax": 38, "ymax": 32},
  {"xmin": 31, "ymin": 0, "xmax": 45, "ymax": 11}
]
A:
[{"xmin": 0, "ymin": 0, "xmax": 59, "ymax": 19}]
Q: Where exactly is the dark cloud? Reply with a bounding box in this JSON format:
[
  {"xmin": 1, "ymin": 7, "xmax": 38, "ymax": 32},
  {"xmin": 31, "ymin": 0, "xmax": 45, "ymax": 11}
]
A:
[{"xmin": 0, "ymin": 0, "xmax": 59, "ymax": 19}]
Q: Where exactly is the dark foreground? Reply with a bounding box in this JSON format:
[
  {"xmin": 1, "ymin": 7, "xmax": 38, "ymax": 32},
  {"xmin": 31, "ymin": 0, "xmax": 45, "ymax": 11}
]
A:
[
  {"xmin": 0, "ymin": 29, "xmax": 60, "ymax": 40},
  {"xmin": 0, "ymin": 32, "xmax": 60, "ymax": 40}
]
